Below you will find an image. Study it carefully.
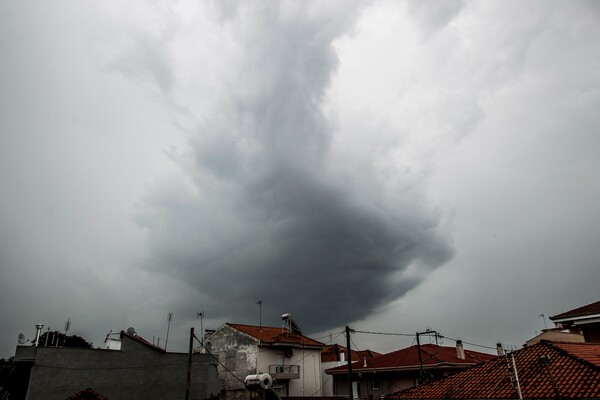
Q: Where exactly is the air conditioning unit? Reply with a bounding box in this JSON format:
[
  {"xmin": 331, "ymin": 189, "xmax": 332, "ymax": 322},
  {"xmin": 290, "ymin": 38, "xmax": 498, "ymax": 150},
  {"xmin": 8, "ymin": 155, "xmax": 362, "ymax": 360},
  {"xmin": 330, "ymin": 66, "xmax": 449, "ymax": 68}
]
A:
[{"xmin": 285, "ymin": 348, "xmax": 294, "ymax": 358}]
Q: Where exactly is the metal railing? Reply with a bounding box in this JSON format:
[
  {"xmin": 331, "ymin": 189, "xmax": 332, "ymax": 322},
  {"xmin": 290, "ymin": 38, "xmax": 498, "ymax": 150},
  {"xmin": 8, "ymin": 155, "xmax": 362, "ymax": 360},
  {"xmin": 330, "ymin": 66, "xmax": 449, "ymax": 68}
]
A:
[{"xmin": 269, "ymin": 364, "xmax": 300, "ymax": 379}]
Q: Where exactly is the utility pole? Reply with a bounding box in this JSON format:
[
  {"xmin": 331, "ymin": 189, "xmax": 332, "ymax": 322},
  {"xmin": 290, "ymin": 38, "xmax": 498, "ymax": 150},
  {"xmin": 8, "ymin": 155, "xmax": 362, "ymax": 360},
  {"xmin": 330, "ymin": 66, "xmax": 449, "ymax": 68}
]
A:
[
  {"xmin": 415, "ymin": 330, "xmax": 439, "ymax": 384},
  {"xmin": 346, "ymin": 326, "xmax": 354, "ymax": 400},
  {"xmin": 165, "ymin": 312, "xmax": 173, "ymax": 351},
  {"xmin": 185, "ymin": 327, "xmax": 194, "ymax": 400},
  {"xmin": 197, "ymin": 311, "xmax": 204, "ymax": 345},
  {"xmin": 416, "ymin": 332, "xmax": 424, "ymax": 384}
]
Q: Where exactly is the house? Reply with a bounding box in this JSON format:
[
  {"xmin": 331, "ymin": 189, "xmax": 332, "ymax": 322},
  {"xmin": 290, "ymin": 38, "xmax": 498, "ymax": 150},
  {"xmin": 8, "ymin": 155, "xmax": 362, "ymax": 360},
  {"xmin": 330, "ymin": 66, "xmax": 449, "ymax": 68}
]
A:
[
  {"xmin": 550, "ymin": 299, "xmax": 600, "ymax": 343},
  {"xmin": 326, "ymin": 341, "xmax": 495, "ymax": 399},
  {"xmin": 202, "ymin": 317, "xmax": 325, "ymax": 400},
  {"xmin": 14, "ymin": 329, "xmax": 222, "ymax": 400},
  {"xmin": 320, "ymin": 344, "xmax": 381, "ymax": 396},
  {"xmin": 525, "ymin": 327, "xmax": 584, "ymax": 346},
  {"xmin": 386, "ymin": 340, "xmax": 600, "ymax": 399}
]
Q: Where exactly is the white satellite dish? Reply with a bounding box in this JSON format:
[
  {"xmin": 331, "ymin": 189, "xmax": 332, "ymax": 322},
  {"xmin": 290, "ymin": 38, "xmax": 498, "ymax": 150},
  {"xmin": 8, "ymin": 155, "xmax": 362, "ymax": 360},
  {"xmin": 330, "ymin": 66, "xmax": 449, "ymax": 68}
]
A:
[{"xmin": 18, "ymin": 333, "xmax": 26, "ymax": 344}]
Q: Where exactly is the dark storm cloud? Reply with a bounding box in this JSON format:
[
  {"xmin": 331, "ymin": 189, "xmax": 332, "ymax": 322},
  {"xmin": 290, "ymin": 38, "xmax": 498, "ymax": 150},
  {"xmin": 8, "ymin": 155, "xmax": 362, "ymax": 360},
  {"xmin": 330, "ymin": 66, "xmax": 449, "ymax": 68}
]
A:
[{"xmin": 133, "ymin": 1, "xmax": 453, "ymax": 331}]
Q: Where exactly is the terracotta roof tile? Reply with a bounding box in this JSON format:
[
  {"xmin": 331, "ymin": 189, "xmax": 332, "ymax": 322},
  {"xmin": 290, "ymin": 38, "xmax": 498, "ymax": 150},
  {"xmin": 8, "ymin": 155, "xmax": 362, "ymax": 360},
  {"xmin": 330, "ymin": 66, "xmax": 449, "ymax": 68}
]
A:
[
  {"xmin": 227, "ymin": 323, "xmax": 324, "ymax": 348},
  {"xmin": 387, "ymin": 341, "xmax": 600, "ymax": 399},
  {"xmin": 550, "ymin": 299, "xmax": 600, "ymax": 320},
  {"xmin": 327, "ymin": 344, "xmax": 495, "ymax": 374}
]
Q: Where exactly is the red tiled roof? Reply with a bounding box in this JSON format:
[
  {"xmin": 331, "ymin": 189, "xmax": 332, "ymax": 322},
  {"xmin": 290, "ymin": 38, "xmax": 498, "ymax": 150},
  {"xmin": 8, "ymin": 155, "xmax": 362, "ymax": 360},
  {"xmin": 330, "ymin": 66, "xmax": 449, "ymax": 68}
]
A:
[
  {"xmin": 227, "ymin": 323, "xmax": 324, "ymax": 348},
  {"xmin": 327, "ymin": 344, "xmax": 495, "ymax": 374},
  {"xmin": 321, "ymin": 344, "xmax": 382, "ymax": 362},
  {"xmin": 387, "ymin": 341, "xmax": 600, "ymax": 399},
  {"xmin": 552, "ymin": 341, "xmax": 600, "ymax": 367},
  {"xmin": 550, "ymin": 300, "xmax": 600, "ymax": 320}
]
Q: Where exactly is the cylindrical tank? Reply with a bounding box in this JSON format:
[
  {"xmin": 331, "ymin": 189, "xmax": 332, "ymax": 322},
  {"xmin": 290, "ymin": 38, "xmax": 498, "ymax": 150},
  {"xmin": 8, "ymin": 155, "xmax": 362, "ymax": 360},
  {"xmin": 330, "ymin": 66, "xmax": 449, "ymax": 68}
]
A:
[{"xmin": 244, "ymin": 374, "xmax": 273, "ymax": 390}]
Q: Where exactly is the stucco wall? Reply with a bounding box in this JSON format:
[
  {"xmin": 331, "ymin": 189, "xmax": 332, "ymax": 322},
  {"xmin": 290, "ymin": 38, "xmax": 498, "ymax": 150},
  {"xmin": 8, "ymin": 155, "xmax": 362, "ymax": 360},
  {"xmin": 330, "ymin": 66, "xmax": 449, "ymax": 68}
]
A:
[
  {"xmin": 25, "ymin": 335, "xmax": 221, "ymax": 400},
  {"xmin": 206, "ymin": 326, "xmax": 322, "ymax": 398},
  {"xmin": 207, "ymin": 325, "xmax": 260, "ymax": 394}
]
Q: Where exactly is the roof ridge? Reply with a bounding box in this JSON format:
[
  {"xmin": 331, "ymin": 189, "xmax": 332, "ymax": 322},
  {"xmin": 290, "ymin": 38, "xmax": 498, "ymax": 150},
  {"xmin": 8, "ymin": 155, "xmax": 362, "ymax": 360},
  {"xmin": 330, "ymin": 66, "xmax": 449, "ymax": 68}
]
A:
[{"xmin": 544, "ymin": 340, "xmax": 600, "ymax": 372}]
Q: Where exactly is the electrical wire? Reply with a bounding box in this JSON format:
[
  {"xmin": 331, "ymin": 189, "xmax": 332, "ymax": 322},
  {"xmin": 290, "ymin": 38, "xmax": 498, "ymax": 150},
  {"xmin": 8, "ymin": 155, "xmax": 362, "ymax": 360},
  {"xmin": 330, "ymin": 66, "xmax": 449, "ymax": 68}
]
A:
[
  {"xmin": 353, "ymin": 329, "xmax": 415, "ymax": 337},
  {"xmin": 354, "ymin": 328, "xmax": 500, "ymax": 352},
  {"xmin": 34, "ymin": 360, "xmax": 207, "ymax": 371}
]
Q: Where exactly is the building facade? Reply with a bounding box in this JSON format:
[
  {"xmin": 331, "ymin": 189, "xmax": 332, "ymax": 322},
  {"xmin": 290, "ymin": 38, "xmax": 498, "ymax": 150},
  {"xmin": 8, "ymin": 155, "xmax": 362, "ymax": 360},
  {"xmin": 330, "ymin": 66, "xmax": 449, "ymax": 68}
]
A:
[
  {"xmin": 327, "ymin": 342, "xmax": 495, "ymax": 399},
  {"xmin": 15, "ymin": 330, "xmax": 222, "ymax": 400},
  {"xmin": 203, "ymin": 322, "xmax": 325, "ymax": 400}
]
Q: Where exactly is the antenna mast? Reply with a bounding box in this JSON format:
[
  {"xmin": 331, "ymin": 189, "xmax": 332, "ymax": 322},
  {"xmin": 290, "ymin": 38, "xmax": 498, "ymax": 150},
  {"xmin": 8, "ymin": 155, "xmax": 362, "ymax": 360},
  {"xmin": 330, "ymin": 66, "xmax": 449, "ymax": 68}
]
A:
[{"xmin": 256, "ymin": 300, "xmax": 262, "ymax": 330}]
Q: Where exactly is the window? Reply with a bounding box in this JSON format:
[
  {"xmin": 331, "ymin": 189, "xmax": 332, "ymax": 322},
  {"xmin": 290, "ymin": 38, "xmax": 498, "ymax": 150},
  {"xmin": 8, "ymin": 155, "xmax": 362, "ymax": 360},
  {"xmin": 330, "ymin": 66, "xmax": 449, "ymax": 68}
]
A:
[{"xmin": 371, "ymin": 378, "xmax": 380, "ymax": 390}]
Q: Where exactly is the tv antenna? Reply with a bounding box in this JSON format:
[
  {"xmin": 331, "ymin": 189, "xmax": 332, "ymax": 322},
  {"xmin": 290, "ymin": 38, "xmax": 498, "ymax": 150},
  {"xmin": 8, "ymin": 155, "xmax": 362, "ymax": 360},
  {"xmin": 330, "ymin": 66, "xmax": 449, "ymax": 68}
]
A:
[{"xmin": 256, "ymin": 300, "xmax": 262, "ymax": 331}]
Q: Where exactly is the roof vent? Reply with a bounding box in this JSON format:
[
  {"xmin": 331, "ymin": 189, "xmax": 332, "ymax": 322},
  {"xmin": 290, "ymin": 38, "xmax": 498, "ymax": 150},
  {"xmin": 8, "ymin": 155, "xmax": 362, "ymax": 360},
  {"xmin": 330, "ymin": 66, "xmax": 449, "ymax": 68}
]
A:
[
  {"xmin": 456, "ymin": 340, "xmax": 465, "ymax": 360},
  {"xmin": 497, "ymin": 343, "xmax": 505, "ymax": 356}
]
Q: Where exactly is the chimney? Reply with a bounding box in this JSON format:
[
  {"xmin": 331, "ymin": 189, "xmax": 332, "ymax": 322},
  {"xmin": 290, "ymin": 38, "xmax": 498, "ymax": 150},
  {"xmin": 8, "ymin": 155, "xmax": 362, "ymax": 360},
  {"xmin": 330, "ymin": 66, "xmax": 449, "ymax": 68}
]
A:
[
  {"xmin": 497, "ymin": 343, "xmax": 505, "ymax": 356},
  {"xmin": 34, "ymin": 324, "xmax": 44, "ymax": 347},
  {"xmin": 363, "ymin": 357, "xmax": 367, "ymax": 367},
  {"xmin": 340, "ymin": 351, "xmax": 345, "ymax": 363},
  {"xmin": 456, "ymin": 340, "xmax": 465, "ymax": 360}
]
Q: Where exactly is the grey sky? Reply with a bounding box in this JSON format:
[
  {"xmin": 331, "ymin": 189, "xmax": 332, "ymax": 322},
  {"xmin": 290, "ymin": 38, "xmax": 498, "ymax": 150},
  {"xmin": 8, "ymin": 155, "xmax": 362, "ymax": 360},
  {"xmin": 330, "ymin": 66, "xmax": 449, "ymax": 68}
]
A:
[{"xmin": 1, "ymin": 1, "xmax": 599, "ymax": 357}]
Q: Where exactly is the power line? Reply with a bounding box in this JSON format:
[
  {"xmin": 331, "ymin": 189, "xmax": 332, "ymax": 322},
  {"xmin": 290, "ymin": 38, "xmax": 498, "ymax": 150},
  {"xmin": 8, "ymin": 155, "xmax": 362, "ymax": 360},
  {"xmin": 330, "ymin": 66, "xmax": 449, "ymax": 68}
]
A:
[
  {"xmin": 353, "ymin": 329, "xmax": 414, "ymax": 337},
  {"xmin": 354, "ymin": 328, "xmax": 500, "ymax": 351}
]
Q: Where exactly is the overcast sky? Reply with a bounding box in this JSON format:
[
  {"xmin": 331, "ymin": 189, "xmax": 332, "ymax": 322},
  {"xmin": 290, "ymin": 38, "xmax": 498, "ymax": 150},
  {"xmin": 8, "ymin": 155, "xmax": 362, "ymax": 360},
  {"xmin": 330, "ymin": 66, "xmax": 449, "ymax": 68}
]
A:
[{"xmin": 1, "ymin": 0, "xmax": 599, "ymax": 358}]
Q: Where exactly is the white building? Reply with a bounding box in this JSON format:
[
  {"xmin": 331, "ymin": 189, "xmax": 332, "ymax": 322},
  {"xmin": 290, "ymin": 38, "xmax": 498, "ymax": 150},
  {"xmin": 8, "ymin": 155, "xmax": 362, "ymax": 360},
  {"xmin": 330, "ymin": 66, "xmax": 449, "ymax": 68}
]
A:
[{"xmin": 203, "ymin": 318, "xmax": 325, "ymax": 400}]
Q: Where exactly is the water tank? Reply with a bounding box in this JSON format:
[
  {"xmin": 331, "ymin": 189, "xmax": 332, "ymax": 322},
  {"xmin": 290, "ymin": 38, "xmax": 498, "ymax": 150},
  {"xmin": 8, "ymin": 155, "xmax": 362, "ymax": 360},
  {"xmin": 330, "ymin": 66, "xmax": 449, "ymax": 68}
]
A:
[{"xmin": 244, "ymin": 374, "xmax": 273, "ymax": 390}]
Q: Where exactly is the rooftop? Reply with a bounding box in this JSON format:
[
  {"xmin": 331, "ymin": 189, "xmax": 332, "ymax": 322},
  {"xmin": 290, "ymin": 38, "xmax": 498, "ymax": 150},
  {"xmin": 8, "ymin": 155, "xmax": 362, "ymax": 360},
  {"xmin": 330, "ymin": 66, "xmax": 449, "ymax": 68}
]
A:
[
  {"xmin": 387, "ymin": 341, "xmax": 600, "ymax": 399},
  {"xmin": 550, "ymin": 299, "xmax": 600, "ymax": 321},
  {"xmin": 227, "ymin": 323, "xmax": 324, "ymax": 348},
  {"xmin": 321, "ymin": 344, "xmax": 382, "ymax": 363},
  {"xmin": 327, "ymin": 343, "xmax": 495, "ymax": 374}
]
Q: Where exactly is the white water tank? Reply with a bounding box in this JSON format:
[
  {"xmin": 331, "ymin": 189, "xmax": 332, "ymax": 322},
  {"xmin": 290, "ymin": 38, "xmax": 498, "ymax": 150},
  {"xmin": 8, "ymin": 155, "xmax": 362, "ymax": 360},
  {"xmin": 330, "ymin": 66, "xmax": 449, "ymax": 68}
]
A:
[{"xmin": 244, "ymin": 374, "xmax": 273, "ymax": 390}]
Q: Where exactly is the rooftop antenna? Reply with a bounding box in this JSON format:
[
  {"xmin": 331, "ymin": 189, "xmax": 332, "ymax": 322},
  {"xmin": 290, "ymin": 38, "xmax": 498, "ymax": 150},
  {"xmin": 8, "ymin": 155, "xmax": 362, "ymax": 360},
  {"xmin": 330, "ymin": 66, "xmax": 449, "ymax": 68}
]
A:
[
  {"xmin": 256, "ymin": 300, "xmax": 262, "ymax": 331},
  {"xmin": 539, "ymin": 314, "xmax": 548, "ymax": 330},
  {"xmin": 63, "ymin": 317, "xmax": 71, "ymax": 346},
  {"xmin": 165, "ymin": 312, "xmax": 173, "ymax": 351}
]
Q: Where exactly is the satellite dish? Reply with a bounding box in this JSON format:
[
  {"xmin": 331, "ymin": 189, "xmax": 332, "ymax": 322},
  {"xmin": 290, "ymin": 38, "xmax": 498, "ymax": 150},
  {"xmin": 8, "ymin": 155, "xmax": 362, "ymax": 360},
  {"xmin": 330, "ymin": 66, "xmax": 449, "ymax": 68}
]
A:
[
  {"xmin": 126, "ymin": 327, "xmax": 137, "ymax": 336},
  {"xmin": 18, "ymin": 333, "xmax": 26, "ymax": 344}
]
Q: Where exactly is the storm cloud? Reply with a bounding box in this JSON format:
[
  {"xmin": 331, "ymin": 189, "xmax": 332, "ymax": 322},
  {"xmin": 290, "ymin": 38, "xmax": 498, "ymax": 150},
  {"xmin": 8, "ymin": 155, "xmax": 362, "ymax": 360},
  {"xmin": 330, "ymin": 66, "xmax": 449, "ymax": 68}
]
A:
[
  {"xmin": 2, "ymin": 0, "xmax": 598, "ymax": 357},
  {"xmin": 130, "ymin": 1, "xmax": 453, "ymax": 330}
]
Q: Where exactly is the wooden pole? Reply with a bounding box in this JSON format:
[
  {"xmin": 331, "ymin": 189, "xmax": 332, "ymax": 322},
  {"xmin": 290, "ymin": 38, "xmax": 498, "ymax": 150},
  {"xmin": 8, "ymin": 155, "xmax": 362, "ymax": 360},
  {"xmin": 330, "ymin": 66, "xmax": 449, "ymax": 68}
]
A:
[
  {"xmin": 185, "ymin": 327, "xmax": 194, "ymax": 400},
  {"xmin": 346, "ymin": 326, "xmax": 353, "ymax": 400}
]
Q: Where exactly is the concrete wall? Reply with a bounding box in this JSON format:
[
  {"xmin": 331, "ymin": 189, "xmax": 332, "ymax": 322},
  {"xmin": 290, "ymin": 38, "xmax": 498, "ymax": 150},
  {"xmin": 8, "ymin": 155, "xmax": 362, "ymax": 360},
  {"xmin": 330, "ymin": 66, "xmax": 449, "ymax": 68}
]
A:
[
  {"xmin": 321, "ymin": 361, "xmax": 343, "ymax": 396},
  {"xmin": 24, "ymin": 335, "xmax": 222, "ymax": 400},
  {"xmin": 207, "ymin": 325, "xmax": 260, "ymax": 395},
  {"xmin": 285, "ymin": 348, "xmax": 321, "ymax": 397},
  {"xmin": 332, "ymin": 372, "xmax": 417, "ymax": 399},
  {"xmin": 207, "ymin": 326, "xmax": 322, "ymax": 399}
]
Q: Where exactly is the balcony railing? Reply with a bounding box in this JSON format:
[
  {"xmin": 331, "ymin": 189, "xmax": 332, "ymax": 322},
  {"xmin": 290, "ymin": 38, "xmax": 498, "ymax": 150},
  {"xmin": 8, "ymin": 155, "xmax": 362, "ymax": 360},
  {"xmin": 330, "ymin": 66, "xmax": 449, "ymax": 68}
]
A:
[{"xmin": 269, "ymin": 364, "xmax": 300, "ymax": 379}]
